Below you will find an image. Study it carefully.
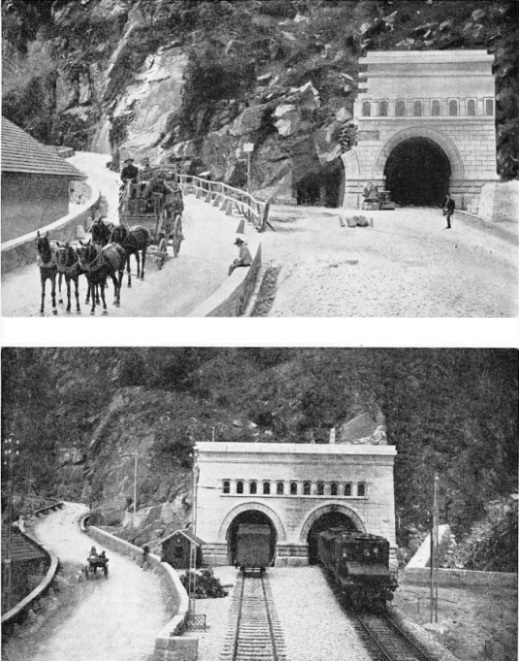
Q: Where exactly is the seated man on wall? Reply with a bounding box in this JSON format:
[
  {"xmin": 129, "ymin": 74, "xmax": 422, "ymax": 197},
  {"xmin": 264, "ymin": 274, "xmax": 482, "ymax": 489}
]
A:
[{"xmin": 228, "ymin": 237, "xmax": 253, "ymax": 276}]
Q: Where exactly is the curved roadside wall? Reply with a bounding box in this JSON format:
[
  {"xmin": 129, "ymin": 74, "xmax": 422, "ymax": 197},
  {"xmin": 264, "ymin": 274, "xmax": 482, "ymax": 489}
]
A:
[
  {"xmin": 85, "ymin": 524, "xmax": 195, "ymax": 661},
  {"xmin": 1, "ymin": 505, "xmax": 63, "ymax": 635},
  {"xmin": 188, "ymin": 237, "xmax": 261, "ymax": 317},
  {"xmin": 1, "ymin": 190, "xmax": 101, "ymax": 275}
]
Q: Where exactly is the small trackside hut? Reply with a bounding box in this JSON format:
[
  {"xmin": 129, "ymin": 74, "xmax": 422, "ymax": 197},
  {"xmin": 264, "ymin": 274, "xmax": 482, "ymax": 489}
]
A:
[{"xmin": 159, "ymin": 529, "xmax": 204, "ymax": 569}]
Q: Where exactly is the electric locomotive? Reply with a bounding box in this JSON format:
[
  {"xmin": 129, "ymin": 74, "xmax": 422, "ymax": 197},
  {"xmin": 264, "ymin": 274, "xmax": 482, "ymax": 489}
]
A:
[{"xmin": 318, "ymin": 528, "xmax": 398, "ymax": 611}]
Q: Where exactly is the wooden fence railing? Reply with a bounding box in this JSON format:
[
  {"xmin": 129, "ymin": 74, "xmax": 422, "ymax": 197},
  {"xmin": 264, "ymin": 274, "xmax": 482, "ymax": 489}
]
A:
[{"xmin": 176, "ymin": 174, "xmax": 273, "ymax": 232}]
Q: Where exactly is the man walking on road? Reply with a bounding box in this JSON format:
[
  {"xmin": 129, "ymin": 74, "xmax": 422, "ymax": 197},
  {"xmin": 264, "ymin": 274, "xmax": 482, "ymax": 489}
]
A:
[{"xmin": 443, "ymin": 193, "xmax": 455, "ymax": 229}]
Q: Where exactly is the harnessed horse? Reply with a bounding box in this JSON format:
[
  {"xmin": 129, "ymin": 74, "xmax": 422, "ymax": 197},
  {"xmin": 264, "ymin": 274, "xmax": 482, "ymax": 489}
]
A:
[
  {"xmin": 36, "ymin": 232, "xmax": 58, "ymax": 315},
  {"xmin": 77, "ymin": 241, "xmax": 126, "ymax": 315},
  {"xmin": 110, "ymin": 224, "xmax": 151, "ymax": 287},
  {"xmin": 89, "ymin": 218, "xmax": 115, "ymax": 247},
  {"xmin": 55, "ymin": 242, "xmax": 84, "ymax": 313}
]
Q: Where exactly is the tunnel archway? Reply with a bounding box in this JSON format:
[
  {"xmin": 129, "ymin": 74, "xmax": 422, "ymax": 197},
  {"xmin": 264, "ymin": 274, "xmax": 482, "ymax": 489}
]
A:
[
  {"xmin": 296, "ymin": 158, "xmax": 344, "ymax": 207},
  {"xmin": 306, "ymin": 511, "xmax": 358, "ymax": 564},
  {"xmin": 384, "ymin": 137, "xmax": 451, "ymax": 206},
  {"xmin": 226, "ymin": 510, "xmax": 277, "ymax": 565}
]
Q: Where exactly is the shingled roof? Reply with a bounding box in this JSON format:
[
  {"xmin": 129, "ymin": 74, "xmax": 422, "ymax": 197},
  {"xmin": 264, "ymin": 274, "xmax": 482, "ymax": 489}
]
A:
[
  {"xmin": 1, "ymin": 117, "xmax": 86, "ymax": 180},
  {"xmin": 158, "ymin": 529, "xmax": 205, "ymax": 547},
  {"xmin": 1, "ymin": 525, "xmax": 47, "ymax": 563}
]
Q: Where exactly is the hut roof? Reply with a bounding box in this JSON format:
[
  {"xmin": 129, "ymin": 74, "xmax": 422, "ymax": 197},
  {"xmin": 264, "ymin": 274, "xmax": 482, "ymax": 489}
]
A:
[
  {"xmin": 1, "ymin": 525, "xmax": 47, "ymax": 563},
  {"xmin": 1, "ymin": 117, "xmax": 86, "ymax": 180},
  {"xmin": 158, "ymin": 529, "xmax": 205, "ymax": 547}
]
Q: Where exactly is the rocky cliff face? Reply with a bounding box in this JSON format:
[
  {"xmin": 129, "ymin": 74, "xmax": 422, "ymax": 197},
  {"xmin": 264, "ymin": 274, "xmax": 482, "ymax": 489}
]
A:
[{"xmin": 3, "ymin": 0, "xmax": 518, "ymax": 204}]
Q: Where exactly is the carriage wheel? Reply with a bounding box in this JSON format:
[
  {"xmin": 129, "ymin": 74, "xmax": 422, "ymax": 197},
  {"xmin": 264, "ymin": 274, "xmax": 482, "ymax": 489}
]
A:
[
  {"xmin": 84, "ymin": 565, "xmax": 90, "ymax": 580},
  {"xmin": 104, "ymin": 565, "xmax": 109, "ymax": 579},
  {"xmin": 156, "ymin": 238, "xmax": 168, "ymax": 270}
]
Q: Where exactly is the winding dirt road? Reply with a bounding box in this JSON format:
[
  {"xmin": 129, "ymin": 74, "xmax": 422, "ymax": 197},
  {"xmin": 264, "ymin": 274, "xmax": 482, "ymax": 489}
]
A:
[{"xmin": 4, "ymin": 503, "xmax": 169, "ymax": 661}]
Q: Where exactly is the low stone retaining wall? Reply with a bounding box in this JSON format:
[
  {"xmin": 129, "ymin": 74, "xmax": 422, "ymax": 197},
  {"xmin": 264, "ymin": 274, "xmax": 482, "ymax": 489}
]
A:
[
  {"xmin": 1, "ymin": 506, "xmax": 62, "ymax": 634},
  {"xmin": 1, "ymin": 189, "xmax": 101, "ymax": 275},
  {"xmin": 85, "ymin": 525, "xmax": 195, "ymax": 661},
  {"xmin": 188, "ymin": 238, "xmax": 261, "ymax": 317},
  {"xmin": 402, "ymin": 566, "xmax": 517, "ymax": 589}
]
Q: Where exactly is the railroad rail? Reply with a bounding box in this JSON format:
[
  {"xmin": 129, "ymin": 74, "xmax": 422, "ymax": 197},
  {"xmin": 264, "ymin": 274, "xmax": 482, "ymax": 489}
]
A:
[
  {"xmin": 219, "ymin": 572, "xmax": 286, "ymax": 661},
  {"xmin": 353, "ymin": 613, "xmax": 435, "ymax": 661}
]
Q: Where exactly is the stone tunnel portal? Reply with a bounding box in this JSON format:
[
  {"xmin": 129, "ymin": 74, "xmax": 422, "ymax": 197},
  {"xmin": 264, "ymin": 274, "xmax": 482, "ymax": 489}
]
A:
[
  {"xmin": 296, "ymin": 157, "xmax": 345, "ymax": 208},
  {"xmin": 226, "ymin": 510, "xmax": 277, "ymax": 566},
  {"xmin": 307, "ymin": 511, "xmax": 358, "ymax": 565},
  {"xmin": 384, "ymin": 136, "xmax": 452, "ymax": 207}
]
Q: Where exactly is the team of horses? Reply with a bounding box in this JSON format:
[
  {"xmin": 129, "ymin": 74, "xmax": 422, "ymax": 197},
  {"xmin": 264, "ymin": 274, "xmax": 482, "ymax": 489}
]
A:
[{"xmin": 36, "ymin": 218, "xmax": 153, "ymax": 315}]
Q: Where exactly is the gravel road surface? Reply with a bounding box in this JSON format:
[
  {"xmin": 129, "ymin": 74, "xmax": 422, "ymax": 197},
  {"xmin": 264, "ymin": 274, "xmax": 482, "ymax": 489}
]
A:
[
  {"xmin": 4, "ymin": 502, "xmax": 169, "ymax": 661},
  {"xmin": 260, "ymin": 205, "xmax": 517, "ymax": 317}
]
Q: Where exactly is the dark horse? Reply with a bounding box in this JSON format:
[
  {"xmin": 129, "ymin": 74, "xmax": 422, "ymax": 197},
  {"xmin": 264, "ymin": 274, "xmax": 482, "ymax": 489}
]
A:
[
  {"xmin": 77, "ymin": 241, "xmax": 126, "ymax": 315},
  {"xmin": 55, "ymin": 242, "xmax": 85, "ymax": 314},
  {"xmin": 36, "ymin": 232, "xmax": 58, "ymax": 315},
  {"xmin": 89, "ymin": 218, "xmax": 115, "ymax": 247},
  {"xmin": 110, "ymin": 225, "xmax": 151, "ymax": 287}
]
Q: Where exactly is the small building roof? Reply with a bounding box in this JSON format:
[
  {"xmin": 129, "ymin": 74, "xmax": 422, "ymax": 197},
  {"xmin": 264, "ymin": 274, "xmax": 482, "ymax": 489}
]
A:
[
  {"xmin": 158, "ymin": 528, "xmax": 205, "ymax": 547},
  {"xmin": 1, "ymin": 117, "xmax": 86, "ymax": 180},
  {"xmin": 1, "ymin": 525, "xmax": 47, "ymax": 563}
]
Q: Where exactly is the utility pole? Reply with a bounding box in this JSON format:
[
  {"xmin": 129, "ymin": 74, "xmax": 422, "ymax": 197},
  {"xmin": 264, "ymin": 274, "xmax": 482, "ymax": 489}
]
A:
[
  {"xmin": 243, "ymin": 142, "xmax": 254, "ymax": 195},
  {"xmin": 2, "ymin": 433, "xmax": 20, "ymax": 613},
  {"xmin": 430, "ymin": 473, "xmax": 439, "ymax": 623},
  {"xmin": 134, "ymin": 453, "xmax": 138, "ymax": 520},
  {"xmin": 188, "ymin": 447, "xmax": 200, "ymax": 621}
]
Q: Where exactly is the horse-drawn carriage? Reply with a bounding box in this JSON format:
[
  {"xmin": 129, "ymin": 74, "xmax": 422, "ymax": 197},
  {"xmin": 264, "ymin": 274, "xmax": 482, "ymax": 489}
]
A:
[
  {"xmin": 118, "ymin": 167, "xmax": 184, "ymax": 270},
  {"xmin": 84, "ymin": 550, "xmax": 109, "ymax": 579}
]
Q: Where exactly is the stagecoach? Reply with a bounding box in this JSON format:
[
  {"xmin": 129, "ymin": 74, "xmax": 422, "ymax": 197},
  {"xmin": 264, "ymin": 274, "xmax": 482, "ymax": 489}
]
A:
[{"xmin": 118, "ymin": 167, "xmax": 184, "ymax": 270}]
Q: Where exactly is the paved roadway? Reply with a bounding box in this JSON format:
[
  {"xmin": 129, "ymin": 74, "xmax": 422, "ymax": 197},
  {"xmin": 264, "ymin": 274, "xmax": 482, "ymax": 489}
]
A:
[
  {"xmin": 1, "ymin": 152, "xmax": 241, "ymax": 317},
  {"xmin": 3, "ymin": 503, "xmax": 168, "ymax": 661},
  {"xmin": 259, "ymin": 205, "xmax": 518, "ymax": 317}
]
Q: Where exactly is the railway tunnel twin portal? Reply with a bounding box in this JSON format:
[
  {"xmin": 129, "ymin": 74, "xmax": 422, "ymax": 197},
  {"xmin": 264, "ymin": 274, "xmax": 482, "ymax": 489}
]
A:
[
  {"xmin": 195, "ymin": 442, "xmax": 397, "ymax": 568},
  {"xmin": 342, "ymin": 50, "xmax": 497, "ymax": 212}
]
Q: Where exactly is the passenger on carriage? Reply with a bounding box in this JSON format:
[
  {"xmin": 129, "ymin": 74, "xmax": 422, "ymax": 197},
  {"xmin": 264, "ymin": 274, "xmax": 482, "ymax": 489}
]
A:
[
  {"xmin": 137, "ymin": 157, "xmax": 155, "ymax": 197},
  {"xmin": 142, "ymin": 171, "xmax": 176, "ymax": 211},
  {"xmin": 121, "ymin": 157, "xmax": 139, "ymax": 199}
]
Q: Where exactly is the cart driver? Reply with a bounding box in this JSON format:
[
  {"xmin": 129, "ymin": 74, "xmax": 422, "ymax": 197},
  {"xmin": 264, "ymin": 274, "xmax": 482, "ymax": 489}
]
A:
[{"xmin": 121, "ymin": 157, "xmax": 139, "ymax": 199}]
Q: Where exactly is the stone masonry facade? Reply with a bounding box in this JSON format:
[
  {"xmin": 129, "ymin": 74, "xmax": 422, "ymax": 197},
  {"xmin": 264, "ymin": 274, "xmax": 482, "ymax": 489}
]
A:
[
  {"xmin": 342, "ymin": 50, "xmax": 498, "ymax": 212},
  {"xmin": 195, "ymin": 442, "xmax": 397, "ymax": 567}
]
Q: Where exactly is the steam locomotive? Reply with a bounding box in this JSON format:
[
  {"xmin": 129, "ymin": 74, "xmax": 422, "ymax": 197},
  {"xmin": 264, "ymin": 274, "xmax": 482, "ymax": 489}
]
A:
[{"xmin": 318, "ymin": 528, "xmax": 398, "ymax": 611}]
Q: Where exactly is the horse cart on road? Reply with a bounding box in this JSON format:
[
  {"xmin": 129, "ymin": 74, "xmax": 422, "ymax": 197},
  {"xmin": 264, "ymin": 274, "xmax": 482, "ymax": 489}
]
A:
[
  {"xmin": 85, "ymin": 552, "xmax": 109, "ymax": 579},
  {"xmin": 118, "ymin": 169, "xmax": 184, "ymax": 271}
]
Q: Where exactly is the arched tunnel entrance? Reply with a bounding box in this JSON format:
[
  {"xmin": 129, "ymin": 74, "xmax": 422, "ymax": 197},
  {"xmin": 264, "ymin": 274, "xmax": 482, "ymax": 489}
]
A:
[
  {"xmin": 384, "ymin": 137, "xmax": 451, "ymax": 206},
  {"xmin": 296, "ymin": 157, "xmax": 344, "ymax": 207},
  {"xmin": 307, "ymin": 512, "xmax": 358, "ymax": 564},
  {"xmin": 227, "ymin": 510, "xmax": 277, "ymax": 565}
]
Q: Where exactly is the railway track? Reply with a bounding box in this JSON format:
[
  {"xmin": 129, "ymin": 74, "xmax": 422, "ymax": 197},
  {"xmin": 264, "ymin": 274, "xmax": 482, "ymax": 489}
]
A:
[
  {"xmin": 219, "ymin": 571, "xmax": 286, "ymax": 661},
  {"xmin": 353, "ymin": 612, "xmax": 436, "ymax": 661}
]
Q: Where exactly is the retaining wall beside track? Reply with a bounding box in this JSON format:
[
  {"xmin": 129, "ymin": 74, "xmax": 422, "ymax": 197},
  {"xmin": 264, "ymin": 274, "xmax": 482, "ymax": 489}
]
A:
[{"xmin": 85, "ymin": 524, "xmax": 195, "ymax": 661}]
